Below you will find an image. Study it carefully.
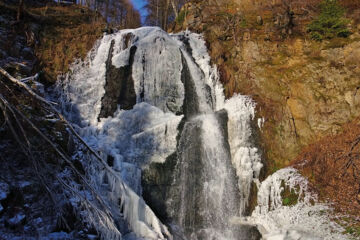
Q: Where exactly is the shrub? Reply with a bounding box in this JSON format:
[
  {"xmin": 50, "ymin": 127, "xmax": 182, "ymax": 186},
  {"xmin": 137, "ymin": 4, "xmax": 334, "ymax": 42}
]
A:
[
  {"xmin": 308, "ymin": 0, "xmax": 351, "ymax": 41},
  {"xmin": 175, "ymin": 10, "xmax": 188, "ymax": 25}
]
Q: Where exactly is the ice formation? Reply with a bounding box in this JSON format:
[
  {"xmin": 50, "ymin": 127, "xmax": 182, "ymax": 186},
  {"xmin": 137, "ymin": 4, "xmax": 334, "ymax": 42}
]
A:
[
  {"xmin": 242, "ymin": 168, "xmax": 349, "ymax": 240},
  {"xmin": 224, "ymin": 95, "xmax": 263, "ymax": 215},
  {"xmin": 58, "ymin": 27, "xmax": 187, "ymax": 239},
  {"xmin": 57, "ymin": 27, "xmax": 349, "ymax": 240}
]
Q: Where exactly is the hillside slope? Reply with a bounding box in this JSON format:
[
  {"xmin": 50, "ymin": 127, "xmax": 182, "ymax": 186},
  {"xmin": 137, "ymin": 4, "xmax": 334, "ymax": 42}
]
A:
[
  {"xmin": 0, "ymin": 1, "xmax": 106, "ymax": 84},
  {"xmin": 0, "ymin": 2, "xmax": 108, "ymax": 238}
]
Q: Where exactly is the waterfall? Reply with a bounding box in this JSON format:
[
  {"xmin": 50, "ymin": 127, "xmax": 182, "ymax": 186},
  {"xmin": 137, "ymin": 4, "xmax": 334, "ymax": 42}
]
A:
[
  {"xmin": 174, "ymin": 113, "xmax": 241, "ymax": 239},
  {"xmin": 57, "ymin": 27, "xmax": 262, "ymax": 239},
  {"xmin": 168, "ymin": 34, "xmax": 244, "ymax": 239},
  {"xmin": 55, "ymin": 27, "xmax": 346, "ymax": 240}
]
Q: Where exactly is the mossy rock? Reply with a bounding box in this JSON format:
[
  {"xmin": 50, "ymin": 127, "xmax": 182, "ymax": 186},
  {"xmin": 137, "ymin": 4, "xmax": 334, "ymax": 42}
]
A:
[{"xmin": 280, "ymin": 181, "xmax": 300, "ymax": 206}]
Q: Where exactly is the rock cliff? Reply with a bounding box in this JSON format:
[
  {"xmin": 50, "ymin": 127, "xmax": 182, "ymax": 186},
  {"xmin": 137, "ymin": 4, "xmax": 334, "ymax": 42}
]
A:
[{"xmin": 171, "ymin": 0, "xmax": 360, "ymax": 229}]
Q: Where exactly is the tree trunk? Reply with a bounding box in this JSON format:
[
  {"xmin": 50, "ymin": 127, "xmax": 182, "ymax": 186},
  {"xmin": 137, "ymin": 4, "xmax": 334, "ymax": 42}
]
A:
[
  {"xmin": 104, "ymin": 0, "xmax": 110, "ymax": 30},
  {"xmin": 17, "ymin": 0, "xmax": 24, "ymax": 22},
  {"xmin": 170, "ymin": 0, "xmax": 178, "ymax": 18},
  {"xmin": 156, "ymin": 0, "xmax": 159, "ymax": 27},
  {"xmin": 163, "ymin": 0, "xmax": 170, "ymax": 29}
]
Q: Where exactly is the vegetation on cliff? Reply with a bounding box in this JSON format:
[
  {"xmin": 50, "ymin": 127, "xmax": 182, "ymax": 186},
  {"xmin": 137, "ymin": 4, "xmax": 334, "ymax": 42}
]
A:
[
  {"xmin": 308, "ymin": 0, "xmax": 351, "ymax": 40},
  {"xmin": 294, "ymin": 117, "xmax": 360, "ymax": 237}
]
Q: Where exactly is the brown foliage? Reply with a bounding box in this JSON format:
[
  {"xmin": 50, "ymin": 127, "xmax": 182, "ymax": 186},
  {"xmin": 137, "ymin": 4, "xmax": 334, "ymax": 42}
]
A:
[
  {"xmin": 293, "ymin": 118, "xmax": 360, "ymax": 216},
  {"xmin": 340, "ymin": 0, "xmax": 360, "ymax": 10}
]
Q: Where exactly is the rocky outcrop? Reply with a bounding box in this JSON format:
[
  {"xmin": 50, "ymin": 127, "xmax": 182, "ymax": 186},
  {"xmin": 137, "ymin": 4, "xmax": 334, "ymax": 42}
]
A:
[
  {"xmin": 172, "ymin": 0, "xmax": 360, "ymax": 168},
  {"xmin": 99, "ymin": 40, "xmax": 137, "ymax": 118}
]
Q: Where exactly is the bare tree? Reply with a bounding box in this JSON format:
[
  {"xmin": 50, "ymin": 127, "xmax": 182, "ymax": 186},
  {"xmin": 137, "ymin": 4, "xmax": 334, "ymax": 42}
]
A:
[
  {"xmin": 170, "ymin": 0, "xmax": 178, "ymax": 18},
  {"xmin": 145, "ymin": 0, "xmax": 186, "ymax": 29}
]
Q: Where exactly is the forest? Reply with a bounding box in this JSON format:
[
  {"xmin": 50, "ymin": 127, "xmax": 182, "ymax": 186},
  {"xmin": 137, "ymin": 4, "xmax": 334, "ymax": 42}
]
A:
[{"xmin": 53, "ymin": 0, "xmax": 188, "ymax": 29}]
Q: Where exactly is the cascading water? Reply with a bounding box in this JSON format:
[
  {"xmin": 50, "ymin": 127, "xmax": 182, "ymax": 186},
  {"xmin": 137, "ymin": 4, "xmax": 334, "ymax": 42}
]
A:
[
  {"xmin": 174, "ymin": 113, "xmax": 242, "ymax": 239},
  {"xmin": 171, "ymin": 45, "xmax": 242, "ymax": 238},
  {"xmin": 56, "ymin": 27, "xmax": 349, "ymax": 240}
]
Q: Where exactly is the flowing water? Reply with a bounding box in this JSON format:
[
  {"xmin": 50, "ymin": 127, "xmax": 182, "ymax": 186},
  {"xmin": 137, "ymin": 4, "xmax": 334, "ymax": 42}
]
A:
[
  {"xmin": 147, "ymin": 36, "xmax": 242, "ymax": 239},
  {"xmin": 57, "ymin": 27, "xmax": 349, "ymax": 240}
]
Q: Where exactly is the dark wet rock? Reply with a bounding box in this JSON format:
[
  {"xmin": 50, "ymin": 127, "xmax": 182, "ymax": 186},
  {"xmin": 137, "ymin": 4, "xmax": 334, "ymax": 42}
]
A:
[
  {"xmin": 0, "ymin": 15, "xmax": 10, "ymax": 26},
  {"xmin": 8, "ymin": 42, "xmax": 22, "ymax": 58},
  {"xmin": 98, "ymin": 41, "xmax": 137, "ymax": 119},
  {"xmin": 123, "ymin": 32, "xmax": 136, "ymax": 49},
  {"xmin": 168, "ymin": 118, "xmax": 204, "ymax": 233},
  {"xmin": 0, "ymin": 182, "xmax": 9, "ymax": 214},
  {"xmin": 238, "ymin": 225, "xmax": 262, "ymax": 240},
  {"xmin": 181, "ymin": 53, "xmax": 199, "ymax": 118},
  {"xmin": 142, "ymin": 152, "xmax": 179, "ymax": 222},
  {"xmin": 44, "ymin": 231, "xmax": 73, "ymax": 240},
  {"xmin": 215, "ymin": 109, "xmax": 230, "ymax": 150}
]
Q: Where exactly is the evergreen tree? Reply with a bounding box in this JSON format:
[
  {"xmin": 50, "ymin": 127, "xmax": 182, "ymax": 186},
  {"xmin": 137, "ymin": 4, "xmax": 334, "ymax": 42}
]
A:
[{"xmin": 308, "ymin": 0, "xmax": 351, "ymax": 41}]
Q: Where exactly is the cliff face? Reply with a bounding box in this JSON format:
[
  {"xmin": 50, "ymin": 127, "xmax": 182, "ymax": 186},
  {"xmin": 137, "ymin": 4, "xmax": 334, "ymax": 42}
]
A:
[{"xmin": 172, "ymin": 0, "xmax": 360, "ymax": 223}]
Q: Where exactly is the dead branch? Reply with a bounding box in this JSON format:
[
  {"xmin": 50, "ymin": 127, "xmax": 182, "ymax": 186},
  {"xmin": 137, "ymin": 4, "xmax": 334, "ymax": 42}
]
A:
[
  {"xmin": 0, "ymin": 95, "xmax": 69, "ymax": 219},
  {"xmin": 337, "ymin": 135, "xmax": 360, "ymax": 182},
  {"xmin": 20, "ymin": 73, "xmax": 40, "ymax": 83},
  {"xmin": 0, "ymin": 94, "xmax": 112, "ymax": 217},
  {"xmin": 0, "ymin": 65, "xmax": 131, "ymax": 206},
  {"xmin": 0, "ymin": 67, "xmax": 114, "ymax": 176},
  {"xmin": 0, "ymin": 95, "xmax": 111, "ymax": 231},
  {"xmin": 17, "ymin": 0, "xmax": 24, "ymax": 22},
  {"xmin": 0, "ymin": 68, "xmax": 169, "ymax": 237},
  {"xmin": 0, "ymin": 67, "xmax": 56, "ymax": 105}
]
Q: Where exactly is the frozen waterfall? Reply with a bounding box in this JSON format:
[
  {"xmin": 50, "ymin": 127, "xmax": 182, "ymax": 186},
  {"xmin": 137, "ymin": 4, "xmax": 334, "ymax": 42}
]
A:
[{"xmin": 56, "ymin": 27, "xmax": 348, "ymax": 240}]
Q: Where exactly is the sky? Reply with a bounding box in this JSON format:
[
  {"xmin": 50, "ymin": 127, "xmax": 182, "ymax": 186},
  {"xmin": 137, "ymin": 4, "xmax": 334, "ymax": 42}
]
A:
[{"xmin": 130, "ymin": 0, "xmax": 148, "ymax": 22}]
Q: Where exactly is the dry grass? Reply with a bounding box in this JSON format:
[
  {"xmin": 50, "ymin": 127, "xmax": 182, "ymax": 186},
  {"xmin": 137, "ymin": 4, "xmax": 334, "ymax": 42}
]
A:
[{"xmin": 29, "ymin": 4, "xmax": 106, "ymax": 83}]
